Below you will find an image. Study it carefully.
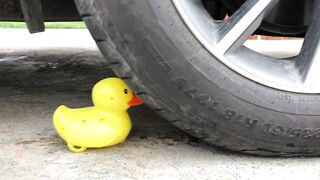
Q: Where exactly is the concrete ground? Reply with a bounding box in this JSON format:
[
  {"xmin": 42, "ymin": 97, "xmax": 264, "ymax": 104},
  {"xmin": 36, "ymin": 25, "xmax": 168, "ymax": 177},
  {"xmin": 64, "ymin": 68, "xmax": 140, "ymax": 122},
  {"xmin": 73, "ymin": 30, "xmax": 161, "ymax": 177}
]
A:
[{"xmin": 0, "ymin": 29, "xmax": 318, "ymax": 180}]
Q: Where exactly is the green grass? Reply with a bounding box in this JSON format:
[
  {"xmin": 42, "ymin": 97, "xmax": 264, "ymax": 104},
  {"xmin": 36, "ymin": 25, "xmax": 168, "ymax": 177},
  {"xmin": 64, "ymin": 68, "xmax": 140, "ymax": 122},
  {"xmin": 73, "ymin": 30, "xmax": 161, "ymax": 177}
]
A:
[{"xmin": 0, "ymin": 22, "xmax": 86, "ymax": 29}]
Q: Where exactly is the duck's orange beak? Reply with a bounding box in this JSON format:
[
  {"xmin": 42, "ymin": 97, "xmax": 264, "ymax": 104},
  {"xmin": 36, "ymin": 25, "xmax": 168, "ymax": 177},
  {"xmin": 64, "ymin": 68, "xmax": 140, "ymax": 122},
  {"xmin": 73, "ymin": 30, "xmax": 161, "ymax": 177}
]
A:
[{"xmin": 128, "ymin": 95, "xmax": 143, "ymax": 106}]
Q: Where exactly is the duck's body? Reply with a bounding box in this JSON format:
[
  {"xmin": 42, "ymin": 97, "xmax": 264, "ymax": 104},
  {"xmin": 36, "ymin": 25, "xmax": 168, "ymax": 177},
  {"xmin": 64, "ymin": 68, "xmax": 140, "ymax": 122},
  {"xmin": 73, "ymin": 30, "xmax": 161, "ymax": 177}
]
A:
[
  {"xmin": 52, "ymin": 78, "xmax": 142, "ymax": 152},
  {"xmin": 53, "ymin": 105, "xmax": 131, "ymax": 152}
]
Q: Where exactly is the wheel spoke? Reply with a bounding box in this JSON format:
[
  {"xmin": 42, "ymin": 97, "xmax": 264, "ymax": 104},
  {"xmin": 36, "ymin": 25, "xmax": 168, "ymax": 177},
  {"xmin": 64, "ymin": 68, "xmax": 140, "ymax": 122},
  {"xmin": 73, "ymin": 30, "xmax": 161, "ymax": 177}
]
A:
[
  {"xmin": 297, "ymin": 0, "xmax": 320, "ymax": 92},
  {"xmin": 215, "ymin": 0, "xmax": 279, "ymax": 54}
]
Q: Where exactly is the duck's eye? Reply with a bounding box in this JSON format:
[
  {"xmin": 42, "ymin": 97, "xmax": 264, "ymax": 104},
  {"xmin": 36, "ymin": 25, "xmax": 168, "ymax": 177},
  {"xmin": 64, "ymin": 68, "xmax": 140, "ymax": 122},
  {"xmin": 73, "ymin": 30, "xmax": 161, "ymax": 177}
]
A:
[{"xmin": 124, "ymin": 89, "xmax": 128, "ymax": 94}]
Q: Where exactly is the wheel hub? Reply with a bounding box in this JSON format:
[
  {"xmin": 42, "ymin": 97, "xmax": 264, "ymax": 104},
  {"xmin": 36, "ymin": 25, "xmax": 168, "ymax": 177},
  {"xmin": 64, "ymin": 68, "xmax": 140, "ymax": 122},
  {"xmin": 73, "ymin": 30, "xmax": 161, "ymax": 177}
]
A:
[{"xmin": 173, "ymin": 0, "xmax": 320, "ymax": 93}]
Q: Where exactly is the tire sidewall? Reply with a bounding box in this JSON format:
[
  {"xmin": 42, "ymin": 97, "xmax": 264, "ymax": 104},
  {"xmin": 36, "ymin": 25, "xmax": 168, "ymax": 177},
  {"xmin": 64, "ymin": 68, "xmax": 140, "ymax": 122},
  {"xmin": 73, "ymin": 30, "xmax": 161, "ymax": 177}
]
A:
[{"xmin": 91, "ymin": 0, "xmax": 320, "ymax": 153}]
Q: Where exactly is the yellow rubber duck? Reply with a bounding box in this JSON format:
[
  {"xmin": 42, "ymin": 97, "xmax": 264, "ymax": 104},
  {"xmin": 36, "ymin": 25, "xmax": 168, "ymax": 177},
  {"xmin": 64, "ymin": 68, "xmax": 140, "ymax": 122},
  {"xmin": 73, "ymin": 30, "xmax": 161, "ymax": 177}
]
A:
[{"xmin": 53, "ymin": 77, "xmax": 143, "ymax": 152}]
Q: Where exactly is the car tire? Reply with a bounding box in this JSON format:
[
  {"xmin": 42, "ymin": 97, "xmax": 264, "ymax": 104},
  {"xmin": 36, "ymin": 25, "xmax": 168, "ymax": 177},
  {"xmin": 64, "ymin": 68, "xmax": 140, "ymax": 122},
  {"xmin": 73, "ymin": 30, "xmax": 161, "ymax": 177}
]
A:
[{"xmin": 75, "ymin": 0, "xmax": 320, "ymax": 156}]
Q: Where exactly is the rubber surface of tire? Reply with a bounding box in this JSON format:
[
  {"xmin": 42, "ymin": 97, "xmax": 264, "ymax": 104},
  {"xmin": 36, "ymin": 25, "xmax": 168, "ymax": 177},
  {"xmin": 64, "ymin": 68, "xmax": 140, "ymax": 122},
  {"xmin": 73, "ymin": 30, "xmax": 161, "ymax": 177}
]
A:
[{"xmin": 75, "ymin": 0, "xmax": 320, "ymax": 156}]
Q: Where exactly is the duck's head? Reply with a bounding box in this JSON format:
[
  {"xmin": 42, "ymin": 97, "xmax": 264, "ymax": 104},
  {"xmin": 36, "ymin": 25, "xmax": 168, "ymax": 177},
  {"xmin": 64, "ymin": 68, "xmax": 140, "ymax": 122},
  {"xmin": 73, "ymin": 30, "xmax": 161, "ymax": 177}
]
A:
[{"xmin": 92, "ymin": 78, "xmax": 143, "ymax": 112}]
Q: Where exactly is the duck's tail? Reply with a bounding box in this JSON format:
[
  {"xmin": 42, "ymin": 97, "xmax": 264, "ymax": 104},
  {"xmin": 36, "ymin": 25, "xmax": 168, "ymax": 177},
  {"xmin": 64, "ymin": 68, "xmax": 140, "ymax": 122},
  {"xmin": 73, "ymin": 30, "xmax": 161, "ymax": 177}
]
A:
[{"xmin": 53, "ymin": 105, "xmax": 69, "ymax": 128}]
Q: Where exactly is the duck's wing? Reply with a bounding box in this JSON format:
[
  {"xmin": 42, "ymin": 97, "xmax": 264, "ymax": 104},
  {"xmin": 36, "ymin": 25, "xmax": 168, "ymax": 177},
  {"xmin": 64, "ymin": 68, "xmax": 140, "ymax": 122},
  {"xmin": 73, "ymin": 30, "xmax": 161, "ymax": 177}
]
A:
[{"xmin": 53, "ymin": 106, "xmax": 94, "ymax": 125}]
